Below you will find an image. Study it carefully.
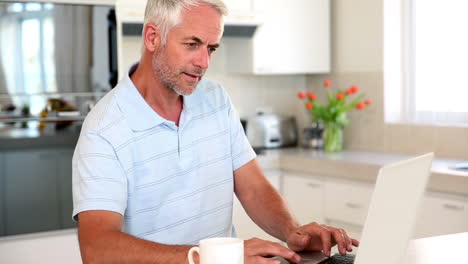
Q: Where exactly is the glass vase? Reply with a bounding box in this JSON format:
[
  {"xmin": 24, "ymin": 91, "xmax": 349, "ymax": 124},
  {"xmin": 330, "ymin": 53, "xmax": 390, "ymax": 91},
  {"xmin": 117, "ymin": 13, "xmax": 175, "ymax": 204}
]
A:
[{"xmin": 323, "ymin": 122, "xmax": 343, "ymax": 152}]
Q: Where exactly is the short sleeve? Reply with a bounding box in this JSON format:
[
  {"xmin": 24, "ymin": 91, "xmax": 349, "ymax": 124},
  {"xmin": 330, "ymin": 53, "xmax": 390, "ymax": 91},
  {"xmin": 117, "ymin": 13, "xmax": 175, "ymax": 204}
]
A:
[
  {"xmin": 72, "ymin": 132, "xmax": 128, "ymax": 221},
  {"xmin": 227, "ymin": 97, "xmax": 256, "ymax": 171}
]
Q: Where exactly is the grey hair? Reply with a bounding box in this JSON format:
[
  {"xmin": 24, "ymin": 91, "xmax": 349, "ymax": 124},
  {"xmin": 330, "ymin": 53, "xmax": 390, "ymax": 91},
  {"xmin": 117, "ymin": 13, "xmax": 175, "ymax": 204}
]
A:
[{"xmin": 142, "ymin": 0, "xmax": 227, "ymax": 45}]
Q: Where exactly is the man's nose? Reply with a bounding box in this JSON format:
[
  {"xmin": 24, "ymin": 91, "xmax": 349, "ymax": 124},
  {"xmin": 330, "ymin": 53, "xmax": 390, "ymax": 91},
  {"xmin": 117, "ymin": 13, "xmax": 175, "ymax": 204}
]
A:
[{"xmin": 193, "ymin": 49, "xmax": 210, "ymax": 69}]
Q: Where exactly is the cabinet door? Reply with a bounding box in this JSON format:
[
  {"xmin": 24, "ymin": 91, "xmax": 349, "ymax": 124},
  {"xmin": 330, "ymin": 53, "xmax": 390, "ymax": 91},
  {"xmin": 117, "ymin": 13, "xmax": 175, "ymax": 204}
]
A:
[
  {"xmin": 0, "ymin": 152, "xmax": 4, "ymax": 236},
  {"xmin": 57, "ymin": 149, "xmax": 76, "ymax": 229},
  {"xmin": 324, "ymin": 180, "xmax": 373, "ymax": 228},
  {"xmin": 282, "ymin": 173, "xmax": 325, "ymax": 225},
  {"xmin": 414, "ymin": 193, "xmax": 468, "ymax": 238},
  {"xmin": 322, "ymin": 180, "xmax": 373, "ymax": 241},
  {"xmin": 233, "ymin": 170, "xmax": 281, "ymax": 241},
  {"xmin": 224, "ymin": 0, "xmax": 252, "ymax": 13},
  {"xmin": 117, "ymin": 0, "xmax": 147, "ymax": 23},
  {"xmin": 4, "ymin": 150, "xmax": 61, "ymax": 235},
  {"xmin": 253, "ymin": 0, "xmax": 330, "ymax": 74}
]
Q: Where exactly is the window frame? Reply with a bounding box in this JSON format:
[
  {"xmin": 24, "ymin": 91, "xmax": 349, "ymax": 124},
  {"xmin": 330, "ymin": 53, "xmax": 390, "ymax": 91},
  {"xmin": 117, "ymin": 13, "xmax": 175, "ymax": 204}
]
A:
[
  {"xmin": 384, "ymin": 0, "xmax": 468, "ymax": 127},
  {"xmin": 4, "ymin": 3, "xmax": 55, "ymax": 96}
]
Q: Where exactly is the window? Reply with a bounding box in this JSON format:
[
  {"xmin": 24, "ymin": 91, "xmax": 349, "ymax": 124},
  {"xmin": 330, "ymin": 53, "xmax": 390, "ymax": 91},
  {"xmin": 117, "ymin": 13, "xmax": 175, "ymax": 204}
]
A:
[
  {"xmin": 0, "ymin": 3, "xmax": 56, "ymax": 114},
  {"xmin": 384, "ymin": 0, "xmax": 468, "ymax": 126}
]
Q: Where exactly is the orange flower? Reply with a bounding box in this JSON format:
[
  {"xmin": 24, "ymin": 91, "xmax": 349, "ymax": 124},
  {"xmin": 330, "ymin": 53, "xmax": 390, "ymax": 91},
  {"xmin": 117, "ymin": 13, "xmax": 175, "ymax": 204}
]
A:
[
  {"xmin": 336, "ymin": 92, "xmax": 345, "ymax": 100},
  {"xmin": 297, "ymin": 92, "xmax": 306, "ymax": 99},
  {"xmin": 306, "ymin": 103, "xmax": 314, "ymax": 110},
  {"xmin": 365, "ymin": 99, "xmax": 372, "ymax": 105},
  {"xmin": 350, "ymin": 85, "xmax": 359, "ymax": 94},
  {"xmin": 345, "ymin": 88, "xmax": 352, "ymax": 95},
  {"xmin": 356, "ymin": 102, "xmax": 366, "ymax": 110},
  {"xmin": 307, "ymin": 92, "xmax": 316, "ymax": 100},
  {"xmin": 324, "ymin": 80, "xmax": 332, "ymax": 88}
]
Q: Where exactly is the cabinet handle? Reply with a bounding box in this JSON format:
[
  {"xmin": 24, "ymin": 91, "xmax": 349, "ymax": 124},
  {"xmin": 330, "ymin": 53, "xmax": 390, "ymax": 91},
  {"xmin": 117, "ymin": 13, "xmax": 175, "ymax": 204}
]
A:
[
  {"xmin": 443, "ymin": 204, "xmax": 464, "ymax": 211},
  {"xmin": 345, "ymin": 202, "xmax": 363, "ymax": 209},
  {"xmin": 307, "ymin": 183, "xmax": 321, "ymax": 188}
]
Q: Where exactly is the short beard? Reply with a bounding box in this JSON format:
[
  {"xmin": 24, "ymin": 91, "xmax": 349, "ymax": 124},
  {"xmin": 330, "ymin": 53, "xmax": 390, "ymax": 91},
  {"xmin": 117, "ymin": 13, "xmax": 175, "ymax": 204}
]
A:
[{"xmin": 152, "ymin": 47, "xmax": 193, "ymax": 96}]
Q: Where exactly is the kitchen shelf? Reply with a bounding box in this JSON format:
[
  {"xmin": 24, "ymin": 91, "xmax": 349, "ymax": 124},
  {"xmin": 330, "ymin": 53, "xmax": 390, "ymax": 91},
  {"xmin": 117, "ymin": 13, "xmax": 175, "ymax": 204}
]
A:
[
  {"xmin": 0, "ymin": 92, "xmax": 107, "ymax": 99},
  {"xmin": 0, "ymin": 110, "xmax": 86, "ymax": 123}
]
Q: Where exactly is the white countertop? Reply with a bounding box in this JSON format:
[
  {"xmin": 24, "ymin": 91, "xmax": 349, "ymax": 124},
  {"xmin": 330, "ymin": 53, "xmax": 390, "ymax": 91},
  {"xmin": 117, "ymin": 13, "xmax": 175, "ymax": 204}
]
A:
[
  {"xmin": 404, "ymin": 232, "xmax": 468, "ymax": 264},
  {"xmin": 258, "ymin": 148, "xmax": 468, "ymax": 196}
]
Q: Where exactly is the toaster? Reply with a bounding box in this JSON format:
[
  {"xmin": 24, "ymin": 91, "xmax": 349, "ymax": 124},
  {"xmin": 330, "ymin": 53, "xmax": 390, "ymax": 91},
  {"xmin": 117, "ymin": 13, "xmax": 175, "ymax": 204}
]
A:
[{"xmin": 245, "ymin": 113, "xmax": 298, "ymax": 149}]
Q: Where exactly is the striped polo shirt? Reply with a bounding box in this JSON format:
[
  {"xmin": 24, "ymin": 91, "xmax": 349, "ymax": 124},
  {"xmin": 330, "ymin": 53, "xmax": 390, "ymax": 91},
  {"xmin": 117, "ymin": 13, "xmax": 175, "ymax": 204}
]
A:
[{"xmin": 72, "ymin": 64, "xmax": 256, "ymax": 245}]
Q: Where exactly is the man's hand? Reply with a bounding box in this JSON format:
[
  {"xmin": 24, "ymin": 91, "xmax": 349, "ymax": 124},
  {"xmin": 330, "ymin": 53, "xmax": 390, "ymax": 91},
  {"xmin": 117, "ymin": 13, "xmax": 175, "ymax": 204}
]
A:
[
  {"xmin": 285, "ymin": 222, "xmax": 359, "ymax": 257},
  {"xmin": 244, "ymin": 238, "xmax": 301, "ymax": 264}
]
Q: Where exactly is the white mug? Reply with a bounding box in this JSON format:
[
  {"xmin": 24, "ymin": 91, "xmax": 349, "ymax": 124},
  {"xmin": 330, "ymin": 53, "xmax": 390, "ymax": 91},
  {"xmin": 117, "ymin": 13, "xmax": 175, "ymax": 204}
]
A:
[{"xmin": 188, "ymin": 237, "xmax": 244, "ymax": 264}]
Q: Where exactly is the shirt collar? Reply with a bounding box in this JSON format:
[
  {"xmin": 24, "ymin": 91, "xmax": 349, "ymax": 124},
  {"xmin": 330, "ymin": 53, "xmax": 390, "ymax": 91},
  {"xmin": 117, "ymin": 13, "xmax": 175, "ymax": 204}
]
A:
[
  {"xmin": 115, "ymin": 63, "xmax": 205, "ymax": 132},
  {"xmin": 183, "ymin": 78, "xmax": 205, "ymax": 109}
]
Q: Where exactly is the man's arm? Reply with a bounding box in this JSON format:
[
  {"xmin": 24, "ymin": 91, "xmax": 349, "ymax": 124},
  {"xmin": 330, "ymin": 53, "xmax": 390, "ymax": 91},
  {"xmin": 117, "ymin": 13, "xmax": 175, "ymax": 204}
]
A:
[
  {"xmin": 78, "ymin": 210, "xmax": 194, "ymax": 264},
  {"xmin": 234, "ymin": 159, "xmax": 298, "ymax": 241},
  {"xmin": 234, "ymin": 159, "xmax": 358, "ymax": 256}
]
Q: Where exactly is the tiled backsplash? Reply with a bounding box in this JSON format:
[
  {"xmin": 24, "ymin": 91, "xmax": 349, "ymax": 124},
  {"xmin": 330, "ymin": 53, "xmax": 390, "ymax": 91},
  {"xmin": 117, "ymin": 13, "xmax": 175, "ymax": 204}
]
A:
[
  {"xmin": 307, "ymin": 73, "xmax": 468, "ymax": 160},
  {"xmin": 306, "ymin": 72, "xmax": 384, "ymax": 152}
]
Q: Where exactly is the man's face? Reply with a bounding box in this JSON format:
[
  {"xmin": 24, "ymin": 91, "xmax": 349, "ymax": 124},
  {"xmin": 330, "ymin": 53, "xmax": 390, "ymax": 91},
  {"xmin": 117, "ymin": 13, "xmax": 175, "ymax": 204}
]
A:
[{"xmin": 152, "ymin": 4, "xmax": 223, "ymax": 96}]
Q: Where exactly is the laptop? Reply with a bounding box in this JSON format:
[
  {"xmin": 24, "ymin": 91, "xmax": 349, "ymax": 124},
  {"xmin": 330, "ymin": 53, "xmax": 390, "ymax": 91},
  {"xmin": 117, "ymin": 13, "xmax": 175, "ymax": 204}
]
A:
[{"xmin": 276, "ymin": 152, "xmax": 434, "ymax": 264}]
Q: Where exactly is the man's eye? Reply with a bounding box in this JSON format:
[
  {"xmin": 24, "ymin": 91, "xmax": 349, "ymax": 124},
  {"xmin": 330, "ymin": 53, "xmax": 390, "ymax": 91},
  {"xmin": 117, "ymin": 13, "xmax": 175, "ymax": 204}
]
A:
[
  {"xmin": 208, "ymin": 47, "xmax": 217, "ymax": 53},
  {"xmin": 186, "ymin": 43, "xmax": 198, "ymax": 48}
]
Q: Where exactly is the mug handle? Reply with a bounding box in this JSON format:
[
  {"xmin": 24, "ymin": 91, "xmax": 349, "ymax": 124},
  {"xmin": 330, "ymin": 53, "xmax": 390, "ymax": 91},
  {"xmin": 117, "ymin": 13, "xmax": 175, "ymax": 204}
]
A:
[{"xmin": 187, "ymin": 246, "xmax": 200, "ymax": 264}]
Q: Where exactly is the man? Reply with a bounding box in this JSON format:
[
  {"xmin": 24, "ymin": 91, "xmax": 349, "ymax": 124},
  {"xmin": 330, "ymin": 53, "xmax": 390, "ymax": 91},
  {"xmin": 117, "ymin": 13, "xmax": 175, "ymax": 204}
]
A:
[{"xmin": 72, "ymin": 0, "xmax": 359, "ymax": 263}]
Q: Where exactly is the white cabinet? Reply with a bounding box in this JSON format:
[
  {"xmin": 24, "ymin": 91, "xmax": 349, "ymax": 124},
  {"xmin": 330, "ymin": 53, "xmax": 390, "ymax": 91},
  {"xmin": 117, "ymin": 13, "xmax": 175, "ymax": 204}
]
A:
[
  {"xmin": 323, "ymin": 180, "xmax": 374, "ymax": 240},
  {"xmin": 282, "ymin": 173, "xmax": 325, "ymax": 225},
  {"xmin": 281, "ymin": 173, "xmax": 373, "ymax": 240},
  {"xmin": 324, "ymin": 180, "xmax": 374, "ymax": 227},
  {"xmin": 233, "ymin": 169, "xmax": 281, "ymax": 241},
  {"xmin": 116, "ymin": 0, "xmax": 147, "ymax": 23},
  {"xmin": 223, "ymin": 0, "xmax": 258, "ymax": 25},
  {"xmin": 414, "ymin": 193, "xmax": 468, "ymax": 238},
  {"xmin": 224, "ymin": 0, "xmax": 252, "ymax": 14},
  {"xmin": 117, "ymin": 0, "xmax": 255, "ymax": 24},
  {"xmin": 226, "ymin": 0, "xmax": 330, "ymax": 74},
  {"xmin": 117, "ymin": 0, "xmax": 330, "ymax": 74},
  {"xmin": 281, "ymin": 173, "xmax": 468, "ymax": 241}
]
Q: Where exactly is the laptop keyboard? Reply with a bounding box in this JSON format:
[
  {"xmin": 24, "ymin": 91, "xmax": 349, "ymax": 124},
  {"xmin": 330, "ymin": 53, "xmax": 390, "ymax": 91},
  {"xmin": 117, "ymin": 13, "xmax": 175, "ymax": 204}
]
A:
[{"xmin": 319, "ymin": 253, "xmax": 356, "ymax": 264}]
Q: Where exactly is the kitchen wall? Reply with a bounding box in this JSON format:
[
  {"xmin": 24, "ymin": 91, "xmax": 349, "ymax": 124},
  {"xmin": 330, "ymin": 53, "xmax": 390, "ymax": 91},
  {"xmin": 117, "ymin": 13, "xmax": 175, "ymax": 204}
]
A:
[
  {"xmin": 121, "ymin": 36, "xmax": 308, "ymax": 122},
  {"xmin": 121, "ymin": 0, "xmax": 468, "ymax": 160},
  {"xmin": 306, "ymin": 0, "xmax": 468, "ymax": 159}
]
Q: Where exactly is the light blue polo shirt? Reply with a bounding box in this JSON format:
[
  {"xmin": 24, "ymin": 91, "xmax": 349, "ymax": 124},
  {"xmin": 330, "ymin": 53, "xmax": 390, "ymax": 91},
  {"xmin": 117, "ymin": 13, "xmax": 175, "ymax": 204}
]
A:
[{"xmin": 72, "ymin": 64, "xmax": 256, "ymax": 245}]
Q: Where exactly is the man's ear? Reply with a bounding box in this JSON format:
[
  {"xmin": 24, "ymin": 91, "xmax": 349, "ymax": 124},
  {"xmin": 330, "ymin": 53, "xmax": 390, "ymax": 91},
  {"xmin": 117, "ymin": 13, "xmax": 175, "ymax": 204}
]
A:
[{"xmin": 143, "ymin": 23, "xmax": 161, "ymax": 53}]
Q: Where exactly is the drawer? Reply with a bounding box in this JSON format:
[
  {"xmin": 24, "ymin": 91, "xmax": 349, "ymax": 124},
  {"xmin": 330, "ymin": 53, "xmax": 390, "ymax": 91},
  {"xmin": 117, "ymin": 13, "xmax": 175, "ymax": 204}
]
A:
[
  {"xmin": 283, "ymin": 174, "xmax": 325, "ymax": 225},
  {"xmin": 324, "ymin": 180, "xmax": 374, "ymax": 226},
  {"xmin": 414, "ymin": 193, "xmax": 468, "ymax": 238}
]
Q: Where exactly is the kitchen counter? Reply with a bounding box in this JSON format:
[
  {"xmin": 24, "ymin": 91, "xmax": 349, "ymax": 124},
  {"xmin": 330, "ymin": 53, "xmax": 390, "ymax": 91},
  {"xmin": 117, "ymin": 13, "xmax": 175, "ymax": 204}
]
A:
[
  {"xmin": 258, "ymin": 148, "xmax": 468, "ymax": 196},
  {"xmin": 0, "ymin": 127, "xmax": 80, "ymax": 150},
  {"xmin": 404, "ymin": 232, "xmax": 468, "ymax": 264}
]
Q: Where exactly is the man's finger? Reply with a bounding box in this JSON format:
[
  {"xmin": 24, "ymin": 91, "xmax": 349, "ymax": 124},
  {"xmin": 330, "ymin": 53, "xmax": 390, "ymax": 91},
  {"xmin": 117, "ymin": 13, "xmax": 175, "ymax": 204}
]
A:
[
  {"xmin": 329, "ymin": 228, "xmax": 347, "ymax": 255},
  {"xmin": 351, "ymin": 238, "xmax": 360, "ymax": 247},
  {"xmin": 318, "ymin": 227, "xmax": 332, "ymax": 257},
  {"xmin": 338, "ymin": 229, "xmax": 352, "ymax": 253},
  {"xmin": 246, "ymin": 241, "xmax": 301, "ymax": 263}
]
